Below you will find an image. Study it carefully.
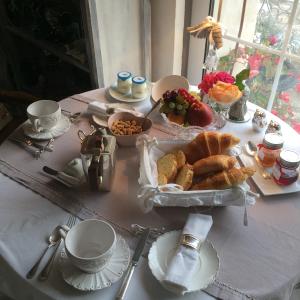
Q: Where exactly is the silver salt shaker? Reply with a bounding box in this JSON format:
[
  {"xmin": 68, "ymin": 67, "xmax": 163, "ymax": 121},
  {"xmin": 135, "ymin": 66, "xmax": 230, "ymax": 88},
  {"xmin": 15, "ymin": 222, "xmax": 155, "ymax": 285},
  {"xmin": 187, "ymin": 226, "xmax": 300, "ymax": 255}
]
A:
[{"xmin": 252, "ymin": 109, "xmax": 267, "ymax": 132}]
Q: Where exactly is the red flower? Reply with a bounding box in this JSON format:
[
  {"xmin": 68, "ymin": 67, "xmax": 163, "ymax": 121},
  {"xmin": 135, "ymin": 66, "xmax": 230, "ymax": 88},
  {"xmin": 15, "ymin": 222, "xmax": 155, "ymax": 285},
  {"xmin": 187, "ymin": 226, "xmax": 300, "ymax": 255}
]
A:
[
  {"xmin": 296, "ymin": 83, "xmax": 300, "ymax": 93},
  {"xmin": 250, "ymin": 70, "xmax": 259, "ymax": 78},
  {"xmin": 279, "ymin": 92, "xmax": 290, "ymax": 103},
  {"xmin": 198, "ymin": 71, "xmax": 234, "ymax": 94},
  {"xmin": 271, "ymin": 109, "xmax": 278, "ymax": 116},
  {"xmin": 248, "ymin": 54, "xmax": 262, "ymax": 71},
  {"xmin": 268, "ymin": 35, "xmax": 278, "ymax": 46}
]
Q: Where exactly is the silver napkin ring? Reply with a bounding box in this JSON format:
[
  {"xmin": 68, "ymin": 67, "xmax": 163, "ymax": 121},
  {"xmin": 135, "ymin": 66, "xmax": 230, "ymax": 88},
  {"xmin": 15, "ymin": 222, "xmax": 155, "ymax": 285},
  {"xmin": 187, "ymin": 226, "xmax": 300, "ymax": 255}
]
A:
[{"xmin": 180, "ymin": 234, "xmax": 202, "ymax": 251}]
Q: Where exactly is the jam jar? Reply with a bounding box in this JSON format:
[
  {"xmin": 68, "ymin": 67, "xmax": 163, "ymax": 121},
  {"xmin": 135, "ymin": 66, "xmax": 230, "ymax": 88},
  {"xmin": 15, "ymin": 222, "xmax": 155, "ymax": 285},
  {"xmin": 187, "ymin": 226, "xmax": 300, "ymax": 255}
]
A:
[
  {"xmin": 117, "ymin": 71, "xmax": 132, "ymax": 94},
  {"xmin": 257, "ymin": 133, "xmax": 284, "ymax": 168},
  {"xmin": 272, "ymin": 150, "xmax": 300, "ymax": 185},
  {"xmin": 132, "ymin": 76, "xmax": 147, "ymax": 98}
]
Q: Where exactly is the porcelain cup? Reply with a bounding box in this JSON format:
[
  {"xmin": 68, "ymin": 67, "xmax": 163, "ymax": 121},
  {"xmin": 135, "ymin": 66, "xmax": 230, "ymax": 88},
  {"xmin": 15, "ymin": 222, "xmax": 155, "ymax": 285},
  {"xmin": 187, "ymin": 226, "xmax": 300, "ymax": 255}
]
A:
[
  {"xmin": 60, "ymin": 219, "xmax": 116, "ymax": 273},
  {"xmin": 27, "ymin": 100, "xmax": 61, "ymax": 132}
]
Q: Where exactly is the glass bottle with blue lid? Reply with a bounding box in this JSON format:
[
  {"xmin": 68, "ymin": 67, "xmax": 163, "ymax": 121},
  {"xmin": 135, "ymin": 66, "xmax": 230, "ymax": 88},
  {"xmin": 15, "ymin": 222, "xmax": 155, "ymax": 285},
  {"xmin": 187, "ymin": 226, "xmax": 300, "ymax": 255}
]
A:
[{"xmin": 117, "ymin": 71, "xmax": 132, "ymax": 95}]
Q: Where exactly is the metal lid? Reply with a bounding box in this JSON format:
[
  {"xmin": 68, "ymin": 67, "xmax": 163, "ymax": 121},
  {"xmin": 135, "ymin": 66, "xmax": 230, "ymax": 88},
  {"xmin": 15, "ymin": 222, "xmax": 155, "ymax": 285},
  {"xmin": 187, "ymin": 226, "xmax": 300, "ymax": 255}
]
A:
[
  {"xmin": 279, "ymin": 150, "xmax": 300, "ymax": 168},
  {"xmin": 132, "ymin": 76, "xmax": 146, "ymax": 84},
  {"xmin": 263, "ymin": 133, "xmax": 284, "ymax": 150},
  {"xmin": 117, "ymin": 71, "xmax": 132, "ymax": 81}
]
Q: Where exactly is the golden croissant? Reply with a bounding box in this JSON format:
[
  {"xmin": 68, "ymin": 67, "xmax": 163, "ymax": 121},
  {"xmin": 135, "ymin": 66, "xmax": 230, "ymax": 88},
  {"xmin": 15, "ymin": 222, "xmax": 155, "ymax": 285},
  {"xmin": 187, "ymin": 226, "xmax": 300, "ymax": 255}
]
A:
[
  {"xmin": 184, "ymin": 131, "xmax": 240, "ymax": 164},
  {"xmin": 193, "ymin": 155, "xmax": 237, "ymax": 176},
  {"xmin": 191, "ymin": 167, "xmax": 256, "ymax": 190}
]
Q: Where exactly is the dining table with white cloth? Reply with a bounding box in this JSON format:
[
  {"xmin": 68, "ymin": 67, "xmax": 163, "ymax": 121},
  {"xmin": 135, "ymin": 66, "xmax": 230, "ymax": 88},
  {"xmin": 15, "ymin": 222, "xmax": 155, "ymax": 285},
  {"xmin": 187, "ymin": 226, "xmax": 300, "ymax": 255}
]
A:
[{"xmin": 1, "ymin": 88, "xmax": 300, "ymax": 300}]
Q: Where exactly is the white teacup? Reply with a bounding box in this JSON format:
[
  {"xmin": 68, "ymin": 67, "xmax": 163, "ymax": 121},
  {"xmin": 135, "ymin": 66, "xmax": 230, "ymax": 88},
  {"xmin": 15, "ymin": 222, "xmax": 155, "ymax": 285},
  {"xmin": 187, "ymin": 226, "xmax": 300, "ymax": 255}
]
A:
[
  {"xmin": 27, "ymin": 100, "xmax": 61, "ymax": 132},
  {"xmin": 60, "ymin": 219, "xmax": 116, "ymax": 273}
]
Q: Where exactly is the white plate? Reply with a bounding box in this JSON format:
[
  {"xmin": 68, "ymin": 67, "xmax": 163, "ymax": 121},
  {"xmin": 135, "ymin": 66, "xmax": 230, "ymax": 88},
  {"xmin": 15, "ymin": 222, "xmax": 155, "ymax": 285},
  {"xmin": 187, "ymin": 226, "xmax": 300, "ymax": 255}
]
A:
[
  {"xmin": 239, "ymin": 152, "xmax": 300, "ymax": 196},
  {"xmin": 23, "ymin": 114, "xmax": 71, "ymax": 140},
  {"xmin": 151, "ymin": 75, "xmax": 190, "ymax": 102},
  {"xmin": 59, "ymin": 235, "xmax": 130, "ymax": 291},
  {"xmin": 106, "ymin": 83, "xmax": 150, "ymax": 103},
  {"xmin": 148, "ymin": 230, "xmax": 219, "ymax": 294},
  {"xmin": 91, "ymin": 103, "xmax": 141, "ymax": 128}
]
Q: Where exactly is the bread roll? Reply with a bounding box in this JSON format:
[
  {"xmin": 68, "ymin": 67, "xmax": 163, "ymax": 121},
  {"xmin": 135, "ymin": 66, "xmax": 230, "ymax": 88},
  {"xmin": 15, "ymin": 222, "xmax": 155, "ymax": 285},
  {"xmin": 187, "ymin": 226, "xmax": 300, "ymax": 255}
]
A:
[
  {"xmin": 193, "ymin": 155, "xmax": 237, "ymax": 176},
  {"xmin": 191, "ymin": 167, "xmax": 255, "ymax": 190}
]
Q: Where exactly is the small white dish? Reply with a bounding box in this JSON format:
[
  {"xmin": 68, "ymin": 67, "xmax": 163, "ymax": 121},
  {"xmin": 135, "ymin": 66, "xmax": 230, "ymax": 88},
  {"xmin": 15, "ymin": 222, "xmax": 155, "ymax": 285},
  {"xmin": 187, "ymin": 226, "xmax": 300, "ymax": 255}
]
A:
[
  {"xmin": 106, "ymin": 83, "xmax": 150, "ymax": 103},
  {"xmin": 59, "ymin": 235, "xmax": 130, "ymax": 291},
  {"xmin": 23, "ymin": 114, "xmax": 70, "ymax": 140},
  {"xmin": 151, "ymin": 75, "xmax": 190, "ymax": 102},
  {"xmin": 148, "ymin": 230, "xmax": 219, "ymax": 294}
]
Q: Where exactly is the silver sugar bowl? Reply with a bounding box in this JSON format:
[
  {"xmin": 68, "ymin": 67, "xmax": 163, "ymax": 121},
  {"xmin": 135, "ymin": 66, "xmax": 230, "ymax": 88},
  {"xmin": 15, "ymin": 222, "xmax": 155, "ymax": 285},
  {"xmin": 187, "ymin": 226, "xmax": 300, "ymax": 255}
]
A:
[{"xmin": 252, "ymin": 109, "xmax": 267, "ymax": 132}]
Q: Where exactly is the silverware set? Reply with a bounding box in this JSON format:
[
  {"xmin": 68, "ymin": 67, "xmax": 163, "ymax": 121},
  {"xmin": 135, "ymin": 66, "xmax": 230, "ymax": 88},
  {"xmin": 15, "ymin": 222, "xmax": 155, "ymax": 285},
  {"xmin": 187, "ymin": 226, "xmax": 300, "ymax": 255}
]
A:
[
  {"xmin": 9, "ymin": 137, "xmax": 54, "ymax": 159},
  {"xmin": 26, "ymin": 214, "xmax": 76, "ymax": 280}
]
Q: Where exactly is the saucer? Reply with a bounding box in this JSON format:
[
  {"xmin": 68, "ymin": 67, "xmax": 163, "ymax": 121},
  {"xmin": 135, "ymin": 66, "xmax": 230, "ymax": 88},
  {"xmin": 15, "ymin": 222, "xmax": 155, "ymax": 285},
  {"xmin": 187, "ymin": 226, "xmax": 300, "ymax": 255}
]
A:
[
  {"xmin": 59, "ymin": 235, "xmax": 130, "ymax": 291},
  {"xmin": 106, "ymin": 83, "xmax": 150, "ymax": 103},
  {"xmin": 23, "ymin": 114, "xmax": 71, "ymax": 140},
  {"xmin": 148, "ymin": 230, "xmax": 219, "ymax": 294}
]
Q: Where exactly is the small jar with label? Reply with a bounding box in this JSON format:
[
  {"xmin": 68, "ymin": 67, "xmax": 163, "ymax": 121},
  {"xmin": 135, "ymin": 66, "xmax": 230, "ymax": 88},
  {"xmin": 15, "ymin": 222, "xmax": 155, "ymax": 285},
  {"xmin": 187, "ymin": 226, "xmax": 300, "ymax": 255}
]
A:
[
  {"xmin": 132, "ymin": 76, "xmax": 147, "ymax": 99},
  {"xmin": 257, "ymin": 133, "xmax": 284, "ymax": 168},
  {"xmin": 272, "ymin": 150, "xmax": 300, "ymax": 185},
  {"xmin": 117, "ymin": 71, "xmax": 132, "ymax": 94}
]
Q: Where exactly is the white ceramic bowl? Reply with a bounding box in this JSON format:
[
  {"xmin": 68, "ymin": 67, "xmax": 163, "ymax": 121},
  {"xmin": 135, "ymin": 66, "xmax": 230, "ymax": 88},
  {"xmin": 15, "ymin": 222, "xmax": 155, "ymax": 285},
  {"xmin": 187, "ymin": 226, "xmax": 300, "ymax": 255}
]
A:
[
  {"xmin": 151, "ymin": 75, "xmax": 190, "ymax": 102},
  {"xmin": 107, "ymin": 112, "xmax": 152, "ymax": 147}
]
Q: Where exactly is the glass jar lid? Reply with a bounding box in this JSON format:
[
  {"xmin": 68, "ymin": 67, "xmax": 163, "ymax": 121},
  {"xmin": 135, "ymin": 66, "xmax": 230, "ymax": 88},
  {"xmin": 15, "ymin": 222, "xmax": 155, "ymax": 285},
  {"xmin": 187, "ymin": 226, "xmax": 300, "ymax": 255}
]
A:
[
  {"xmin": 117, "ymin": 71, "xmax": 132, "ymax": 81},
  {"xmin": 279, "ymin": 150, "xmax": 300, "ymax": 168},
  {"xmin": 263, "ymin": 133, "xmax": 284, "ymax": 150},
  {"xmin": 132, "ymin": 76, "xmax": 146, "ymax": 84}
]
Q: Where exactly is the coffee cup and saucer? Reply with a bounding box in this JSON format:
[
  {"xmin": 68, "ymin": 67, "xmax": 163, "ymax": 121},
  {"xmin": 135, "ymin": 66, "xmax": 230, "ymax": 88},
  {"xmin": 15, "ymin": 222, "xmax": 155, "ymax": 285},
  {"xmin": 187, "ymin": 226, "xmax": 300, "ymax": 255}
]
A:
[
  {"xmin": 23, "ymin": 100, "xmax": 71, "ymax": 140},
  {"xmin": 58, "ymin": 219, "xmax": 130, "ymax": 291}
]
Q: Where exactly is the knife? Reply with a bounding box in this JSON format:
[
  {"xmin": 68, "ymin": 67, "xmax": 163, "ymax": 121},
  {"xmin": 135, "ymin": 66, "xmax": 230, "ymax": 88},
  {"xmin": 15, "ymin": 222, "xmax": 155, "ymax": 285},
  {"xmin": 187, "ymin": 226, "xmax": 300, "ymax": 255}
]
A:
[{"xmin": 116, "ymin": 228, "xmax": 150, "ymax": 300}]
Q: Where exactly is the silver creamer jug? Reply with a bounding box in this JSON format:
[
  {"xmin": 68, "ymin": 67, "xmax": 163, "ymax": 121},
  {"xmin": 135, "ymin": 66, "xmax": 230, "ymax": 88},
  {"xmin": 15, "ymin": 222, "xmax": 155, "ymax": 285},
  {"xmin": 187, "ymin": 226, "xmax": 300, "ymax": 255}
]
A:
[{"xmin": 80, "ymin": 128, "xmax": 116, "ymax": 192}]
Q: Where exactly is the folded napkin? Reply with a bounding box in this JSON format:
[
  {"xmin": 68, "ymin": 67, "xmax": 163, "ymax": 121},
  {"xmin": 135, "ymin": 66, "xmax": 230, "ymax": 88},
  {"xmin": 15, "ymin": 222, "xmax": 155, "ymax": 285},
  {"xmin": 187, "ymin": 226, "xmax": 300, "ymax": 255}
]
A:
[
  {"xmin": 57, "ymin": 158, "xmax": 85, "ymax": 187},
  {"xmin": 162, "ymin": 213, "xmax": 213, "ymax": 295},
  {"xmin": 87, "ymin": 101, "xmax": 143, "ymax": 117}
]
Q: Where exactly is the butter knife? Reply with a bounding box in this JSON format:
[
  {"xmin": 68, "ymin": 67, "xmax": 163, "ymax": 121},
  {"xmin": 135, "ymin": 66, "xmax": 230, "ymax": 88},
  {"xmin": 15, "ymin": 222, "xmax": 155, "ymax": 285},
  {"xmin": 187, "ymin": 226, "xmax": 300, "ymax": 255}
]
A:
[
  {"xmin": 116, "ymin": 228, "xmax": 150, "ymax": 300},
  {"xmin": 9, "ymin": 137, "xmax": 53, "ymax": 152}
]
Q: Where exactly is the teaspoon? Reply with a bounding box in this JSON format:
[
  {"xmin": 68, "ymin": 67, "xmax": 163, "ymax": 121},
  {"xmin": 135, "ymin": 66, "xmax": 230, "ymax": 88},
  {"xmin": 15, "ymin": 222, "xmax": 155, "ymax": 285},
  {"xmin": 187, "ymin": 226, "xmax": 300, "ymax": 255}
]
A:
[{"xmin": 26, "ymin": 226, "xmax": 61, "ymax": 279}]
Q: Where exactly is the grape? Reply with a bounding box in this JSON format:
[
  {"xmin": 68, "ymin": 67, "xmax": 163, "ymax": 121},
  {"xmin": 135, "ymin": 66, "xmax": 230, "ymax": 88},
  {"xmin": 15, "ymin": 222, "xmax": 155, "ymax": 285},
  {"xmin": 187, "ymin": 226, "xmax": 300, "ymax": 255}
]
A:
[
  {"xmin": 168, "ymin": 102, "xmax": 175, "ymax": 109},
  {"xmin": 178, "ymin": 108, "xmax": 187, "ymax": 115},
  {"xmin": 176, "ymin": 104, "xmax": 183, "ymax": 111}
]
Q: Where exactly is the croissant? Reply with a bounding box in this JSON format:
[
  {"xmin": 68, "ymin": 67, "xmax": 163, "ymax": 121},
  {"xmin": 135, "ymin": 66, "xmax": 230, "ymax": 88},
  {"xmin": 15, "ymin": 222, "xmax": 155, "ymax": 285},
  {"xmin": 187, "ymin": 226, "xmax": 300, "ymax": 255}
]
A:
[
  {"xmin": 184, "ymin": 131, "xmax": 240, "ymax": 164},
  {"xmin": 191, "ymin": 167, "xmax": 255, "ymax": 190},
  {"xmin": 193, "ymin": 155, "xmax": 237, "ymax": 176}
]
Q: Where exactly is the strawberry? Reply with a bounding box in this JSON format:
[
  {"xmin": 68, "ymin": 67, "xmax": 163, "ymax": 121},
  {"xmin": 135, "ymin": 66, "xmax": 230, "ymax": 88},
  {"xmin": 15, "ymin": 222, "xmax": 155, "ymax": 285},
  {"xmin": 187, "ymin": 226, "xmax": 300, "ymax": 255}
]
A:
[{"xmin": 186, "ymin": 102, "xmax": 213, "ymax": 127}]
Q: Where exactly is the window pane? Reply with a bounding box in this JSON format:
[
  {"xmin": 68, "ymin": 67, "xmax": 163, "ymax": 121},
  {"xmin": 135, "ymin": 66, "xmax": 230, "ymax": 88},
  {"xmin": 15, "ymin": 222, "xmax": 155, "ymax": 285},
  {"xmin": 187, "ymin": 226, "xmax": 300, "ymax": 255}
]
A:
[
  {"xmin": 217, "ymin": 0, "xmax": 291, "ymax": 51},
  {"xmin": 217, "ymin": 41, "xmax": 279, "ymax": 109},
  {"xmin": 288, "ymin": 0, "xmax": 300, "ymax": 55},
  {"xmin": 272, "ymin": 58, "xmax": 300, "ymax": 133}
]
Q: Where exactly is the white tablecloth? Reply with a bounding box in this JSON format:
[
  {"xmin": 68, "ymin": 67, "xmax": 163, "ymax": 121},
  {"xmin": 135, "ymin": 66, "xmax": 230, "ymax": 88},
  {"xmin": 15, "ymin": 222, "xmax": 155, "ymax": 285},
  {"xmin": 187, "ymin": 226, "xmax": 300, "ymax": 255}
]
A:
[{"xmin": 1, "ymin": 88, "xmax": 300, "ymax": 300}]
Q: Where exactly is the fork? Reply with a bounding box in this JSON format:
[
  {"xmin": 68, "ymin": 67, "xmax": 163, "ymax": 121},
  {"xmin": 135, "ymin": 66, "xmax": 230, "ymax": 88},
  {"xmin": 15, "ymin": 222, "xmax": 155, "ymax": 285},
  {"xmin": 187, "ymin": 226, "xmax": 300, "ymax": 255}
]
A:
[{"xmin": 38, "ymin": 214, "xmax": 76, "ymax": 281}]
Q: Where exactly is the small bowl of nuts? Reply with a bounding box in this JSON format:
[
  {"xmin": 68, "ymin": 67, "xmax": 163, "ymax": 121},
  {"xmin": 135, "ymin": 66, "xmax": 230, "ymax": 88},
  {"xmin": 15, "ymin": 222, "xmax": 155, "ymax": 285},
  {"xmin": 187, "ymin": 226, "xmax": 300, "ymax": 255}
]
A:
[{"xmin": 107, "ymin": 112, "xmax": 152, "ymax": 147}]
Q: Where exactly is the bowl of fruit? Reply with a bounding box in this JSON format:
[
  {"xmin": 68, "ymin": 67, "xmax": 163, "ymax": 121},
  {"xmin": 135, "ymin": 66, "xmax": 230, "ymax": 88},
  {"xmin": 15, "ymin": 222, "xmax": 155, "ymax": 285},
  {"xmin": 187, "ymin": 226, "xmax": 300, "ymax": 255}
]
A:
[{"xmin": 159, "ymin": 88, "xmax": 217, "ymax": 138}]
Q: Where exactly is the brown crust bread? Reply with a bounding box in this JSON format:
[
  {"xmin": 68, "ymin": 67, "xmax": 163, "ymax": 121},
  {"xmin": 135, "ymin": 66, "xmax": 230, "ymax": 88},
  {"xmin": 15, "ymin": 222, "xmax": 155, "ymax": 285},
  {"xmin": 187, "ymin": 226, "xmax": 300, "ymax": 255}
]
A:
[
  {"xmin": 191, "ymin": 167, "xmax": 255, "ymax": 190},
  {"xmin": 158, "ymin": 173, "xmax": 168, "ymax": 185},
  {"xmin": 184, "ymin": 131, "xmax": 240, "ymax": 164},
  {"xmin": 193, "ymin": 155, "xmax": 237, "ymax": 176},
  {"xmin": 172, "ymin": 150, "xmax": 186, "ymax": 170},
  {"xmin": 175, "ymin": 164, "xmax": 193, "ymax": 191}
]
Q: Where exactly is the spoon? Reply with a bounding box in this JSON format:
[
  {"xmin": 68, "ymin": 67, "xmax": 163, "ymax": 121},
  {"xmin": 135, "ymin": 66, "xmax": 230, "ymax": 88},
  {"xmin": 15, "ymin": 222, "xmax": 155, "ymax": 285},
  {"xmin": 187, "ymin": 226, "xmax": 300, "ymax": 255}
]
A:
[
  {"xmin": 26, "ymin": 226, "xmax": 61, "ymax": 279},
  {"xmin": 245, "ymin": 141, "xmax": 272, "ymax": 179}
]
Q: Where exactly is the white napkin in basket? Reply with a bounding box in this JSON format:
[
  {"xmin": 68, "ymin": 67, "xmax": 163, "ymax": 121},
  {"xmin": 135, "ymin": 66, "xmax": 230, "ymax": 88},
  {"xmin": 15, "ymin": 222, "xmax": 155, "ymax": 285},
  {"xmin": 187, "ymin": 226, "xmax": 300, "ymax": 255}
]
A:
[{"xmin": 162, "ymin": 213, "xmax": 213, "ymax": 295}]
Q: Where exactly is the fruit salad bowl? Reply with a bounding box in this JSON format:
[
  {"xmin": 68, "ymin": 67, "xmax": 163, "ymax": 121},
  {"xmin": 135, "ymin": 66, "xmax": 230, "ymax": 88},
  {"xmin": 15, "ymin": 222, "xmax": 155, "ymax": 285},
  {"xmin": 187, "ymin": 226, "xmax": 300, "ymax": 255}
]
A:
[{"xmin": 159, "ymin": 89, "xmax": 219, "ymax": 139}]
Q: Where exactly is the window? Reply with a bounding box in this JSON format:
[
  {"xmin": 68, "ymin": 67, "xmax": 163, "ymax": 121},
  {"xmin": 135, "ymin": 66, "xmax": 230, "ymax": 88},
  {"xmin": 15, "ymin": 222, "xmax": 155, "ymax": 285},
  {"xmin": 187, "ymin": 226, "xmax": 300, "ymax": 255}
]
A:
[{"xmin": 213, "ymin": 0, "xmax": 300, "ymax": 133}]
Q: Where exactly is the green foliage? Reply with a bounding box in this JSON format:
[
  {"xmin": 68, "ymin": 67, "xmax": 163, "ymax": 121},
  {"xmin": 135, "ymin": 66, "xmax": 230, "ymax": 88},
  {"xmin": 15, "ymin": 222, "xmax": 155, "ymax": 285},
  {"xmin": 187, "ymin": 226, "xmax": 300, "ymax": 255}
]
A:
[{"xmin": 235, "ymin": 69, "xmax": 250, "ymax": 91}]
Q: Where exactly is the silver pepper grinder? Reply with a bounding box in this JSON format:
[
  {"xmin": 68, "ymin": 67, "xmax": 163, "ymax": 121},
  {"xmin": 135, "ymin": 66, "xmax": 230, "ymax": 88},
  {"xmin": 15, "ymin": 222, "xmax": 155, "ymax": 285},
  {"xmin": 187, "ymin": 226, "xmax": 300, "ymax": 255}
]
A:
[{"xmin": 252, "ymin": 109, "xmax": 267, "ymax": 132}]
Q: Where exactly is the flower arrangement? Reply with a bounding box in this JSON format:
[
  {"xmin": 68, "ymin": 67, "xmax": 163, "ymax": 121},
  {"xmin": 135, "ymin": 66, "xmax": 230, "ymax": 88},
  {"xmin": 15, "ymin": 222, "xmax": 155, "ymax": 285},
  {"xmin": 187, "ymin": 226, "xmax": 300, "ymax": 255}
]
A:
[{"xmin": 198, "ymin": 69, "xmax": 250, "ymax": 105}]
